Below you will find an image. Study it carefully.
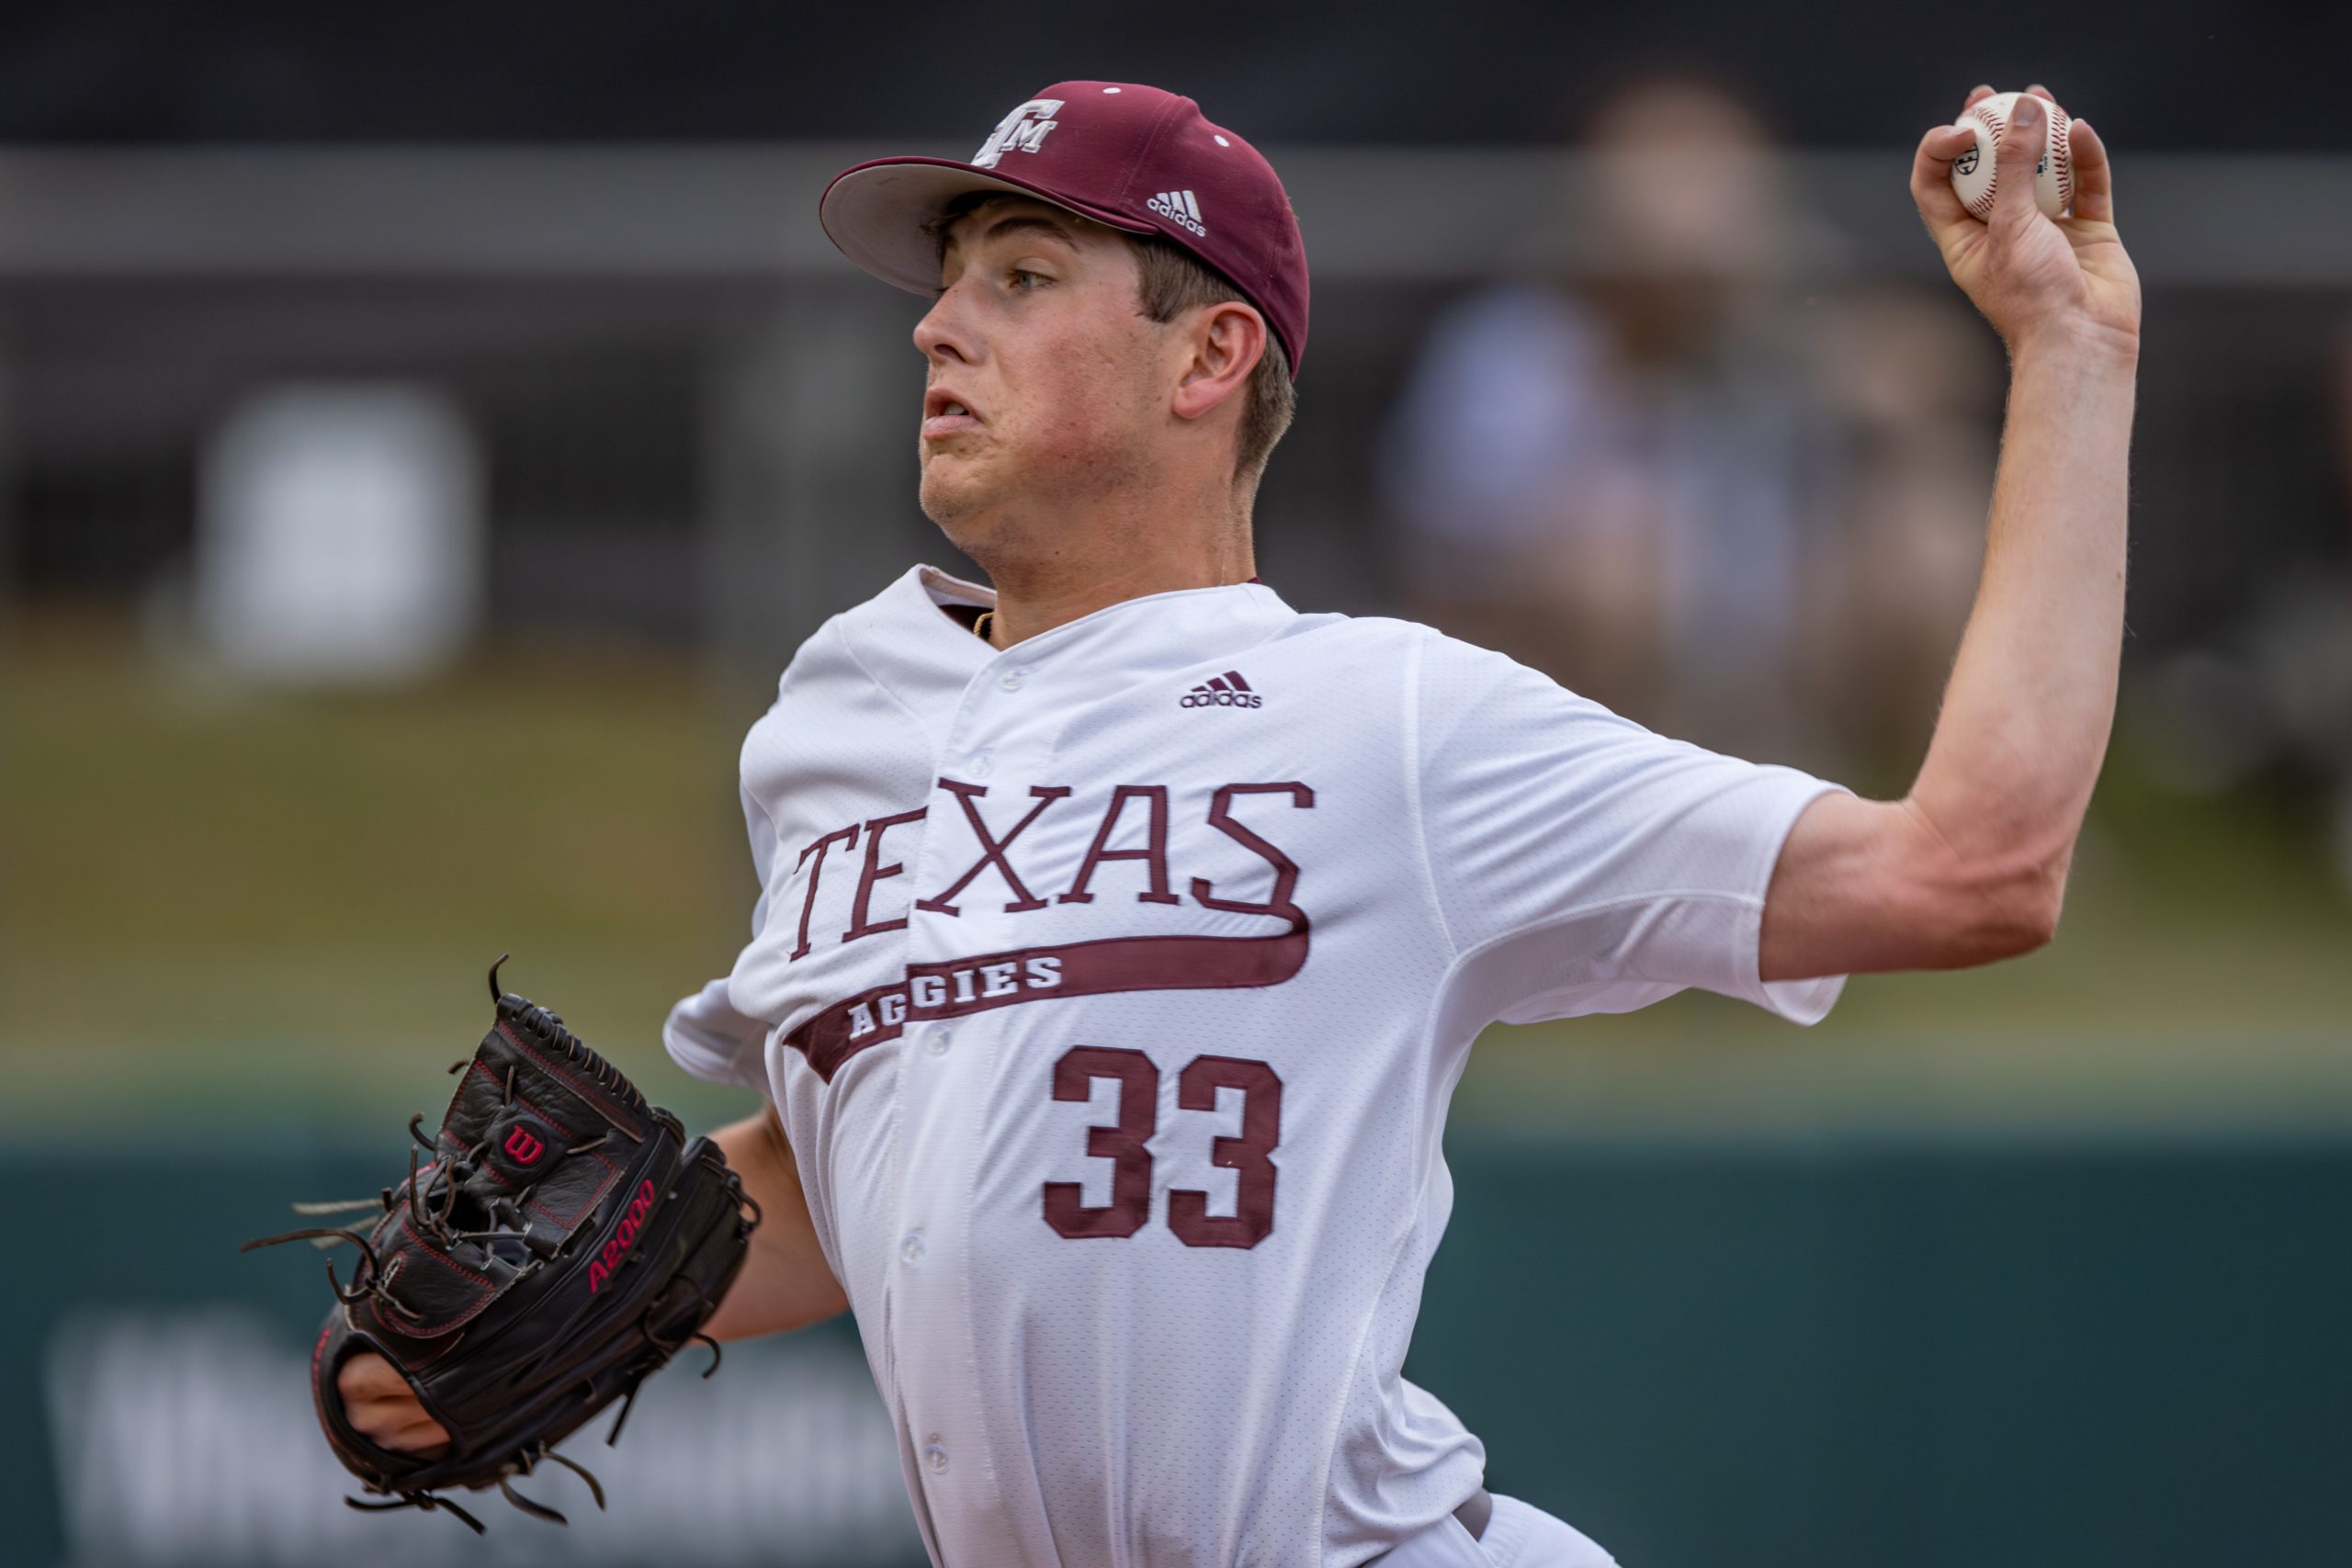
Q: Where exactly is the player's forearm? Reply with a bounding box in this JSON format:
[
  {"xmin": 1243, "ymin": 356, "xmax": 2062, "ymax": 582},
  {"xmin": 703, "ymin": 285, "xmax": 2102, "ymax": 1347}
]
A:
[
  {"xmin": 705, "ymin": 1103, "xmax": 851, "ymax": 1341},
  {"xmin": 1905, "ymin": 326, "xmax": 2137, "ymax": 928}
]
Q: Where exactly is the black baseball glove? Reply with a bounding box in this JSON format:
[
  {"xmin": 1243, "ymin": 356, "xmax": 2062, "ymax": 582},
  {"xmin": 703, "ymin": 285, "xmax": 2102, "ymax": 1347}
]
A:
[{"xmin": 244, "ymin": 959, "xmax": 757, "ymax": 1531}]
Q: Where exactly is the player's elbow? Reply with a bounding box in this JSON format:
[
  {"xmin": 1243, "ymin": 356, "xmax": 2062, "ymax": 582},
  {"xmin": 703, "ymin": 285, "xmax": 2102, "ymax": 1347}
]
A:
[
  {"xmin": 1973, "ymin": 863, "xmax": 2066, "ymax": 962},
  {"xmin": 1761, "ymin": 795, "xmax": 2073, "ymax": 980},
  {"xmin": 1928, "ymin": 840, "xmax": 2071, "ymax": 966},
  {"xmin": 1871, "ymin": 795, "xmax": 2077, "ymax": 968}
]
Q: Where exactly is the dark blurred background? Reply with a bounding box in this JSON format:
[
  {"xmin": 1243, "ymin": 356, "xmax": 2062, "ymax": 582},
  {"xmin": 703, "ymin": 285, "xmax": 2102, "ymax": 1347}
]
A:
[{"xmin": 4, "ymin": 4, "xmax": 2348, "ymax": 1565}]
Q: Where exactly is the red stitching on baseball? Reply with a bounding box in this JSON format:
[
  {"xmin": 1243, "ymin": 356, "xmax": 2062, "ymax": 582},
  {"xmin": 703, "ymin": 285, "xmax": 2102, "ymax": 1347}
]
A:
[
  {"xmin": 1965, "ymin": 102, "xmax": 2003, "ymax": 218},
  {"xmin": 1966, "ymin": 96, "xmax": 2073, "ymax": 220},
  {"xmin": 2052, "ymin": 109, "xmax": 2075, "ymax": 209}
]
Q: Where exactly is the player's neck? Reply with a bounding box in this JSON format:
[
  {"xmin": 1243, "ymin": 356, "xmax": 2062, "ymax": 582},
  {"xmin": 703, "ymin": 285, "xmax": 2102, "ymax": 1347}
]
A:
[{"xmin": 976, "ymin": 525, "xmax": 1256, "ymax": 650}]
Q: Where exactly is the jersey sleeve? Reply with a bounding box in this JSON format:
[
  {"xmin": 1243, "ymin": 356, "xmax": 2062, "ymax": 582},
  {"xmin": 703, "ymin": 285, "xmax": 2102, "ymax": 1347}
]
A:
[
  {"xmin": 662, "ymin": 781, "xmax": 779, "ymax": 1092},
  {"xmin": 1413, "ymin": 631, "xmax": 1847, "ymax": 1027}
]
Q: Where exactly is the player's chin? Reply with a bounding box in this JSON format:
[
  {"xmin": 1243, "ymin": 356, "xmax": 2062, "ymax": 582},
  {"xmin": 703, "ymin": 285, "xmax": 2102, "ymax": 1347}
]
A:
[{"xmin": 917, "ymin": 457, "xmax": 1001, "ymax": 532}]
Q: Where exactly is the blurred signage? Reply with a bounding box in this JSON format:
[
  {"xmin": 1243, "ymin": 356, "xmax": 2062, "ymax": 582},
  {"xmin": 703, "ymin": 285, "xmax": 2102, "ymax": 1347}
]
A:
[
  {"xmin": 196, "ymin": 384, "xmax": 484, "ymax": 684},
  {"xmin": 45, "ymin": 1309, "xmax": 925, "ymax": 1567}
]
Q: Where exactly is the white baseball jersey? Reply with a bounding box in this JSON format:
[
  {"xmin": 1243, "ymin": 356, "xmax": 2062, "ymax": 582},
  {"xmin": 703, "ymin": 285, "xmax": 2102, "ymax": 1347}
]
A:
[{"xmin": 667, "ymin": 564, "xmax": 1845, "ymax": 1568}]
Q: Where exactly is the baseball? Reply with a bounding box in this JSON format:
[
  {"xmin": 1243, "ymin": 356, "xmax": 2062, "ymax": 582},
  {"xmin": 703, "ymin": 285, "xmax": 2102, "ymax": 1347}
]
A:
[{"xmin": 1950, "ymin": 89, "xmax": 2075, "ymax": 220}]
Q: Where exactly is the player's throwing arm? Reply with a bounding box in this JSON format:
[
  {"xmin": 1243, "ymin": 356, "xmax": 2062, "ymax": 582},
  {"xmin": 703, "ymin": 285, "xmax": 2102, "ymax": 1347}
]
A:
[{"xmin": 1760, "ymin": 84, "xmax": 2139, "ymax": 980}]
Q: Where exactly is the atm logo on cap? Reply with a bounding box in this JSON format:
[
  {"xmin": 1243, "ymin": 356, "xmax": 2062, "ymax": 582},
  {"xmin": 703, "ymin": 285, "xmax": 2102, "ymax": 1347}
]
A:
[{"xmin": 972, "ymin": 99, "xmax": 1065, "ymax": 168}]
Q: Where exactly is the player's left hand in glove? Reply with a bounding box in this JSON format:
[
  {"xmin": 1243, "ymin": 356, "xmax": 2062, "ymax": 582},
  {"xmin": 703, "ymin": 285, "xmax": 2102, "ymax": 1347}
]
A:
[{"xmin": 243, "ymin": 959, "xmax": 758, "ymax": 1532}]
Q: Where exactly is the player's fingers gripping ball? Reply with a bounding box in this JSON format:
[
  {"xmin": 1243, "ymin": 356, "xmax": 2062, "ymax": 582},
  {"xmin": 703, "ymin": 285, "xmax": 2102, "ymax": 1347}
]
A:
[{"xmin": 1951, "ymin": 89, "xmax": 2074, "ymax": 219}]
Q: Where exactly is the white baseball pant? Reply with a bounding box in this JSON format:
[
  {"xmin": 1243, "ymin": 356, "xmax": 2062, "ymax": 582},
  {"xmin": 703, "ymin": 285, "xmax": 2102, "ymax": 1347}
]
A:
[{"xmin": 1376, "ymin": 1494, "xmax": 1620, "ymax": 1568}]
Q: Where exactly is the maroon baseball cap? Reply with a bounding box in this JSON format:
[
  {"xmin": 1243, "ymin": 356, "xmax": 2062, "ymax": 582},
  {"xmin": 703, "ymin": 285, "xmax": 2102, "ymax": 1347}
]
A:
[{"xmin": 820, "ymin": 82, "xmax": 1309, "ymax": 376}]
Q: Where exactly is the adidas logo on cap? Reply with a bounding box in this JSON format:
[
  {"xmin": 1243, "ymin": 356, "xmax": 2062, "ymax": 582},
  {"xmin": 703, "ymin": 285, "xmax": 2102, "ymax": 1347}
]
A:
[
  {"xmin": 1148, "ymin": 189, "xmax": 1207, "ymax": 236},
  {"xmin": 1179, "ymin": 670, "xmax": 1261, "ymax": 709}
]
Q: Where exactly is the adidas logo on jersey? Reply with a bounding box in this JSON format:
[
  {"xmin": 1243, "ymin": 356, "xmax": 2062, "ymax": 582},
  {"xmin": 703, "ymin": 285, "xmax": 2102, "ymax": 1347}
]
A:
[
  {"xmin": 1147, "ymin": 189, "xmax": 1207, "ymax": 236},
  {"xmin": 1179, "ymin": 671, "xmax": 1261, "ymax": 709}
]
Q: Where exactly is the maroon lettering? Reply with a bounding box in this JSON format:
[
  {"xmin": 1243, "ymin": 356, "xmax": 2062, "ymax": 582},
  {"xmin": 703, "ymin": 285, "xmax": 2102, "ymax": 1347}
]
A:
[
  {"xmin": 1059, "ymin": 785, "xmax": 1179, "ymax": 906},
  {"xmin": 915, "ymin": 781, "xmax": 1071, "ymax": 917},
  {"xmin": 776, "ymin": 782, "xmax": 1317, "ymax": 1084},
  {"xmin": 1167, "ymin": 1056, "xmax": 1283, "ymax": 1249},
  {"xmin": 784, "ymin": 920, "xmax": 1306, "ymax": 1081},
  {"xmin": 1043, "ymin": 1047, "xmax": 1157, "ymax": 1239},
  {"xmin": 1036, "ymin": 1049, "xmax": 1283, "ymax": 1248},
  {"xmin": 786, "ymin": 954, "xmax": 1077, "ymax": 1077},
  {"xmin": 789, "ymin": 824, "xmax": 861, "ymax": 961},
  {"xmin": 1190, "ymin": 783, "xmax": 1315, "ymax": 920},
  {"xmin": 844, "ymin": 807, "xmax": 928, "ymax": 942}
]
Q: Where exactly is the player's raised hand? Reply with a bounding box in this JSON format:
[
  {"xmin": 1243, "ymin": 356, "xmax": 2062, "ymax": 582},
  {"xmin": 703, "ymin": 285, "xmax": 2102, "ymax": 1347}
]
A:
[{"xmin": 1911, "ymin": 85, "xmax": 2141, "ymax": 360}]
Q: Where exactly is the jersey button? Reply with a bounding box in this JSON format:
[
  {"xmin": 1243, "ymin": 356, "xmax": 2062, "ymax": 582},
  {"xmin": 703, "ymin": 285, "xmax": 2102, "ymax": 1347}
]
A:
[
  {"xmin": 968, "ymin": 750, "xmax": 994, "ymax": 779},
  {"xmin": 924, "ymin": 1024, "xmax": 953, "ymax": 1056},
  {"xmin": 996, "ymin": 668, "xmax": 1028, "ymax": 692},
  {"xmin": 923, "ymin": 1438, "xmax": 950, "ymax": 1473},
  {"xmin": 899, "ymin": 1233, "xmax": 925, "ymax": 1265}
]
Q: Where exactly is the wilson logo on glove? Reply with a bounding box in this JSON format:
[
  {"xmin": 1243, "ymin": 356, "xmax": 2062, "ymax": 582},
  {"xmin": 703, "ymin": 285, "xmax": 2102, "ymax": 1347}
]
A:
[
  {"xmin": 590, "ymin": 1180, "xmax": 661, "ymax": 1294},
  {"xmin": 502, "ymin": 1126, "xmax": 547, "ymax": 1165}
]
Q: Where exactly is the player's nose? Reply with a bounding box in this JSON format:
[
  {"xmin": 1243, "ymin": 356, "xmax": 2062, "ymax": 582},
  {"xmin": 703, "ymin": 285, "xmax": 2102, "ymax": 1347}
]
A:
[{"xmin": 912, "ymin": 285, "xmax": 978, "ymax": 368}]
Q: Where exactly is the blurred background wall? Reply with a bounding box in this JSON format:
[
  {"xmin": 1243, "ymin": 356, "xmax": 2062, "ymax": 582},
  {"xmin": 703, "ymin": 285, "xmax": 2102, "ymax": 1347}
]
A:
[{"xmin": 2, "ymin": 3, "xmax": 2347, "ymax": 1564}]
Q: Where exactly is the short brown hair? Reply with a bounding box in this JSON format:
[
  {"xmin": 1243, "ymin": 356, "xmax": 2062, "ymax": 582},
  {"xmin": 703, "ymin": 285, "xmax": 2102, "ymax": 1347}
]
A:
[
  {"xmin": 1125, "ymin": 232, "xmax": 1296, "ymax": 488},
  {"xmin": 927, "ymin": 193, "xmax": 1296, "ymax": 489}
]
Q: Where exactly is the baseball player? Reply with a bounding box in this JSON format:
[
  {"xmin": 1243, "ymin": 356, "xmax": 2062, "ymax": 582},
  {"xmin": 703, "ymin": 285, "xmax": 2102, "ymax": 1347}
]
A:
[{"xmin": 338, "ymin": 80, "xmax": 2139, "ymax": 1566}]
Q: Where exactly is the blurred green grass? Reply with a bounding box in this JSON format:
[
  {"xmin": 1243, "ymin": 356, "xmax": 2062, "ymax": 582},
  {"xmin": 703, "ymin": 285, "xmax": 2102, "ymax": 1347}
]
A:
[
  {"xmin": 5, "ymin": 609, "xmax": 2347, "ymax": 1134},
  {"xmin": 1, "ymin": 609, "xmax": 767, "ymax": 1131}
]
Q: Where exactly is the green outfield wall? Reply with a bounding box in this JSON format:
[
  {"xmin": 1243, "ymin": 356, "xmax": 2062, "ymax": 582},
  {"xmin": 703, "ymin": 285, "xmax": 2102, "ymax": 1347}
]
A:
[{"xmin": 5, "ymin": 1131, "xmax": 2344, "ymax": 1567}]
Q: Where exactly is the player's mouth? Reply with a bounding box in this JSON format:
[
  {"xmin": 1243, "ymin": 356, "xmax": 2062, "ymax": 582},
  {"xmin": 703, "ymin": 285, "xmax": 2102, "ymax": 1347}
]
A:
[{"xmin": 922, "ymin": 387, "xmax": 984, "ymax": 441}]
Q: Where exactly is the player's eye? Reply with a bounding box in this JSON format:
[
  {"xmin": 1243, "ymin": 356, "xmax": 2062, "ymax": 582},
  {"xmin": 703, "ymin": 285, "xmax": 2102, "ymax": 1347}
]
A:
[{"xmin": 1007, "ymin": 267, "xmax": 1050, "ymax": 291}]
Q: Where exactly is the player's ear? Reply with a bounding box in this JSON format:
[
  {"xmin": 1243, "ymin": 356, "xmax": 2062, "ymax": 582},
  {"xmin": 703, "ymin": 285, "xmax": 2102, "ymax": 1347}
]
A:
[{"xmin": 1170, "ymin": 301, "xmax": 1265, "ymax": 424}]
